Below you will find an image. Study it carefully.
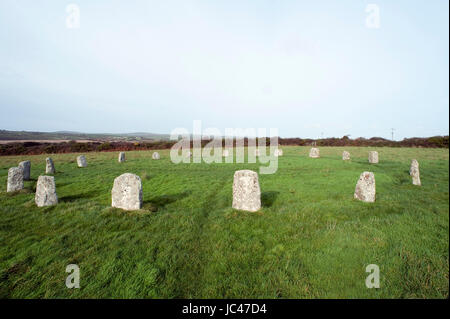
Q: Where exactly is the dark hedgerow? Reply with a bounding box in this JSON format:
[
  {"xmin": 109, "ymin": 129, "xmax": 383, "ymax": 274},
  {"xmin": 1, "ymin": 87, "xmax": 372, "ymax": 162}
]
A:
[{"xmin": 0, "ymin": 135, "xmax": 448, "ymax": 156}]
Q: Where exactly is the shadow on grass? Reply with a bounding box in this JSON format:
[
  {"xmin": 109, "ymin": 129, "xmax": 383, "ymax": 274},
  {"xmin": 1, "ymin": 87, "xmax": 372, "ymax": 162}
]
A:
[
  {"xmin": 261, "ymin": 191, "xmax": 279, "ymax": 207},
  {"xmin": 59, "ymin": 190, "xmax": 102, "ymax": 202},
  {"xmin": 144, "ymin": 191, "xmax": 192, "ymax": 210}
]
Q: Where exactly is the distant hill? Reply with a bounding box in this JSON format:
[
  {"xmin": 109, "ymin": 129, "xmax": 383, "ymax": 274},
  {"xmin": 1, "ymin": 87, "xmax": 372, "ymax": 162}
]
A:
[{"xmin": 0, "ymin": 130, "xmax": 170, "ymax": 142}]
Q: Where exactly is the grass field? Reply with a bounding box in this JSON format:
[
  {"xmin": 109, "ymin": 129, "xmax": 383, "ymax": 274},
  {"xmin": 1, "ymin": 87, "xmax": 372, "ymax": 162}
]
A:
[{"xmin": 0, "ymin": 146, "xmax": 448, "ymax": 298}]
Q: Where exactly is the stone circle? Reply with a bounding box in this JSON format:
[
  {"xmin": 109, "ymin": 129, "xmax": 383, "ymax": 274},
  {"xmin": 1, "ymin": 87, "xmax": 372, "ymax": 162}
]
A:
[
  {"xmin": 111, "ymin": 173, "xmax": 143, "ymax": 210},
  {"xmin": 410, "ymin": 159, "xmax": 421, "ymax": 186},
  {"xmin": 46, "ymin": 157, "xmax": 55, "ymax": 174},
  {"xmin": 354, "ymin": 171, "xmax": 376, "ymax": 202},
  {"xmin": 232, "ymin": 170, "xmax": 261, "ymax": 212},
  {"xmin": 77, "ymin": 155, "xmax": 87, "ymax": 167},
  {"xmin": 7, "ymin": 167, "xmax": 24, "ymax": 192},
  {"xmin": 342, "ymin": 151, "xmax": 350, "ymax": 160},
  {"xmin": 369, "ymin": 151, "xmax": 379, "ymax": 164},
  {"xmin": 35, "ymin": 175, "xmax": 58, "ymax": 206},
  {"xmin": 18, "ymin": 160, "xmax": 31, "ymax": 180},
  {"xmin": 309, "ymin": 148, "xmax": 320, "ymax": 158},
  {"xmin": 274, "ymin": 149, "xmax": 283, "ymax": 157},
  {"xmin": 152, "ymin": 152, "xmax": 160, "ymax": 160}
]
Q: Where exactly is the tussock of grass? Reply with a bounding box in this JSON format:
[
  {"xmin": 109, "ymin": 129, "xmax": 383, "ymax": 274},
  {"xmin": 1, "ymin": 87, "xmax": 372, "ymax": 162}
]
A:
[{"xmin": 0, "ymin": 147, "xmax": 448, "ymax": 298}]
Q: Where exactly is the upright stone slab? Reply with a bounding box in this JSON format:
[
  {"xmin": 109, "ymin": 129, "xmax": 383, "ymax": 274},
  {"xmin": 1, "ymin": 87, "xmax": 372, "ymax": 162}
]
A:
[
  {"xmin": 152, "ymin": 152, "xmax": 160, "ymax": 160},
  {"xmin": 254, "ymin": 149, "xmax": 261, "ymax": 157},
  {"xmin": 111, "ymin": 173, "xmax": 143, "ymax": 210},
  {"xmin": 410, "ymin": 159, "xmax": 419, "ymax": 175},
  {"xmin": 410, "ymin": 159, "xmax": 421, "ymax": 186},
  {"xmin": 309, "ymin": 148, "xmax": 320, "ymax": 158},
  {"xmin": 77, "ymin": 155, "xmax": 87, "ymax": 167},
  {"xmin": 35, "ymin": 175, "xmax": 58, "ymax": 206},
  {"xmin": 354, "ymin": 172, "xmax": 376, "ymax": 202},
  {"xmin": 223, "ymin": 149, "xmax": 229, "ymax": 157},
  {"xmin": 342, "ymin": 151, "xmax": 350, "ymax": 160},
  {"xmin": 19, "ymin": 160, "xmax": 31, "ymax": 180},
  {"xmin": 274, "ymin": 149, "xmax": 283, "ymax": 157},
  {"xmin": 232, "ymin": 170, "xmax": 261, "ymax": 212},
  {"xmin": 46, "ymin": 157, "xmax": 55, "ymax": 174},
  {"xmin": 118, "ymin": 152, "xmax": 126, "ymax": 163},
  {"xmin": 368, "ymin": 151, "xmax": 378, "ymax": 164},
  {"xmin": 7, "ymin": 167, "xmax": 24, "ymax": 192}
]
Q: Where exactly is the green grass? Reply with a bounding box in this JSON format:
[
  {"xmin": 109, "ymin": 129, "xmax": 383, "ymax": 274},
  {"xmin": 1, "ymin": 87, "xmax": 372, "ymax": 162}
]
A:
[{"xmin": 0, "ymin": 146, "xmax": 448, "ymax": 298}]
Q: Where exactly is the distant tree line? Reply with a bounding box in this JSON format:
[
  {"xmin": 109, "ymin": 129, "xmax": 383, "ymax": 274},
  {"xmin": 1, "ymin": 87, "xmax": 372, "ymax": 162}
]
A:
[{"xmin": 0, "ymin": 136, "xmax": 448, "ymax": 156}]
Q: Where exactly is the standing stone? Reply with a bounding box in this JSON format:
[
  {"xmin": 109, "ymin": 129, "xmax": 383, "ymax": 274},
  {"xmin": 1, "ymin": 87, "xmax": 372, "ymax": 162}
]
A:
[
  {"xmin": 185, "ymin": 151, "xmax": 192, "ymax": 158},
  {"xmin": 7, "ymin": 167, "xmax": 24, "ymax": 192},
  {"xmin": 309, "ymin": 148, "xmax": 320, "ymax": 158},
  {"xmin": 254, "ymin": 149, "xmax": 261, "ymax": 157},
  {"xmin": 77, "ymin": 155, "xmax": 87, "ymax": 167},
  {"xmin": 274, "ymin": 149, "xmax": 283, "ymax": 157},
  {"xmin": 35, "ymin": 175, "xmax": 58, "ymax": 207},
  {"xmin": 232, "ymin": 170, "xmax": 261, "ymax": 212},
  {"xmin": 118, "ymin": 152, "xmax": 126, "ymax": 163},
  {"xmin": 368, "ymin": 151, "xmax": 379, "ymax": 164},
  {"xmin": 45, "ymin": 158, "xmax": 55, "ymax": 174},
  {"xmin": 152, "ymin": 152, "xmax": 160, "ymax": 160},
  {"xmin": 354, "ymin": 172, "xmax": 376, "ymax": 202},
  {"xmin": 342, "ymin": 151, "xmax": 350, "ymax": 161},
  {"xmin": 111, "ymin": 173, "xmax": 143, "ymax": 210},
  {"xmin": 410, "ymin": 159, "xmax": 421, "ymax": 186},
  {"xmin": 18, "ymin": 160, "xmax": 31, "ymax": 180},
  {"xmin": 223, "ymin": 149, "xmax": 229, "ymax": 157},
  {"xmin": 410, "ymin": 159, "xmax": 419, "ymax": 175}
]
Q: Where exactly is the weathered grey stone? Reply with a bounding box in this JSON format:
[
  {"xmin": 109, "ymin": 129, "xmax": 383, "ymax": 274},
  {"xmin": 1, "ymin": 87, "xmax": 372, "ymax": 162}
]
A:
[
  {"xmin": 46, "ymin": 157, "xmax": 55, "ymax": 174},
  {"xmin": 274, "ymin": 149, "xmax": 283, "ymax": 157},
  {"xmin": 111, "ymin": 173, "xmax": 143, "ymax": 210},
  {"xmin": 185, "ymin": 151, "xmax": 192, "ymax": 158},
  {"xmin": 309, "ymin": 148, "xmax": 320, "ymax": 158},
  {"xmin": 7, "ymin": 167, "xmax": 24, "ymax": 192},
  {"xmin": 369, "ymin": 151, "xmax": 378, "ymax": 164},
  {"xmin": 35, "ymin": 175, "xmax": 58, "ymax": 206},
  {"xmin": 342, "ymin": 151, "xmax": 350, "ymax": 160},
  {"xmin": 410, "ymin": 159, "xmax": 421, "ymax": 186},
  {"xmin": 232, "ymin": 170, "xmax": 261, "ymax": 212},
  {"xmin": 354, "ymin": 172, "xmax": 376, "ymax": 202},
  {"xmin": 77, "ymin": 155, "xmax": 87, "ymax": 167},
  {"xmin": 152, "ymin": 152, "xmax": 160, "ymax": 160},
  {"xmin": 223, "ymin": 149, "xmax": 230, "ymax": 157},
  {"xmin": 118, "ymin": 152, "xmax": 126, "ymax": 163},
  {"xmin": 18, "ymin": 160, "xmax": 31, "ymax": 180},
  {"xmin": 410, "ymin": 159, "xmax": 419, "ymax": 175}
]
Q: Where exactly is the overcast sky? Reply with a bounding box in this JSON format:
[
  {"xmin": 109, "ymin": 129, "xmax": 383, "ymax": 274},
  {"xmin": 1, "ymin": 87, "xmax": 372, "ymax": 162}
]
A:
[{"xmin": 0, "ymin": 0, "xmax": 448, "ymax": 139}]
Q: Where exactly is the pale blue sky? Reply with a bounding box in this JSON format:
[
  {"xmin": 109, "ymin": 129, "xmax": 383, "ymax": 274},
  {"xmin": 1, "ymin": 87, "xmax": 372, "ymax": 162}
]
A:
[{"xmin": 0, "ymin": 0, "xmax": 448, "ymax": 139}]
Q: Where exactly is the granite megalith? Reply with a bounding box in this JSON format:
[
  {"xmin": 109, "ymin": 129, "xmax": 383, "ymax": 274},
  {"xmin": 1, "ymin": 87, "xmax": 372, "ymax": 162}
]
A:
[
  {"xmin": 354, "ymin": 171, "xmax": 376, "ymax": 202},
  {"xmin": 232, "ymin": 170, "xmax": 261, "ymax": 212},
  {"xmin": 111, "ymin": 173, "xmax": 143, "ymax": 210},
  {"xmin": 35, "ymin": 175, "xmax": 58, "ymax": 207}
]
